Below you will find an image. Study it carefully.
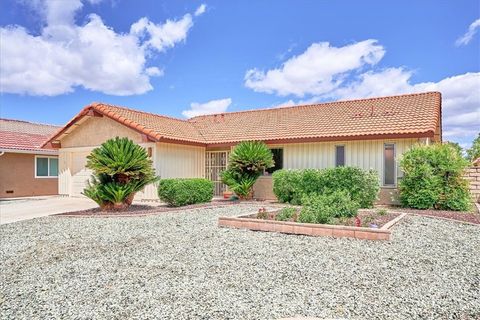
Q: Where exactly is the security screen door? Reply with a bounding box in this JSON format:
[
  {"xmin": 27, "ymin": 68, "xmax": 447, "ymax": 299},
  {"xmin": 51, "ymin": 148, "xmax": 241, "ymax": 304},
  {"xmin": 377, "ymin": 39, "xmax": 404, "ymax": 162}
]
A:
[{"xmin": 205, "ymin": 151, "xmax": 230, "ymax": 196}]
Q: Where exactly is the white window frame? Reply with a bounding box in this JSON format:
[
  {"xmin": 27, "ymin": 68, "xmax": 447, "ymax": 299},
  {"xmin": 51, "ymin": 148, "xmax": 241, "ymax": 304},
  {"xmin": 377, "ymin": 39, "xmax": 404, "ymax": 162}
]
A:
[
  {"xmin": 383, "ymin": 143, "xmax": 396, "ymax": 187},
  {"xmin": 35, "ymin": 155, "xmax": 59, "ymax": 179},
  {"xmin": 335, "ymin": 145, "xmax": 345, "ymax": 167}
]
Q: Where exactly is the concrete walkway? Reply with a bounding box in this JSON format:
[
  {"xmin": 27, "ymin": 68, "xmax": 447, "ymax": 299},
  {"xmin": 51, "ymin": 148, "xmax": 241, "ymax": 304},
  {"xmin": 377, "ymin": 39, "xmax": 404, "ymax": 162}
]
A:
[{"xmin": 0, "ymin": 196, "xmax": 98, "ymax": 224}]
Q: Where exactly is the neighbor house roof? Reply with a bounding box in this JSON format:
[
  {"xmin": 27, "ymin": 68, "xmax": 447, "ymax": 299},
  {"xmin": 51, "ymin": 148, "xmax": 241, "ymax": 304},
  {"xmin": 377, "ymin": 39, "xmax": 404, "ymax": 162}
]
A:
[
  {"xmin": 0, "ymin": 118, "xmax": 60, "ymax": 154},
  {"xmin": 43, "ymin": 92, "xmax": 442, "ymax": 148}
]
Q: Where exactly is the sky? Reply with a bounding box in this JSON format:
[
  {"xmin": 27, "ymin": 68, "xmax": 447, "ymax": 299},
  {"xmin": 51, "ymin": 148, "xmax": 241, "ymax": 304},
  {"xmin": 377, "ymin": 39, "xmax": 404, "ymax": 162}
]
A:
[{"xmin": 0, "ymin": 0, "xmax": 479, "ymax": 148}]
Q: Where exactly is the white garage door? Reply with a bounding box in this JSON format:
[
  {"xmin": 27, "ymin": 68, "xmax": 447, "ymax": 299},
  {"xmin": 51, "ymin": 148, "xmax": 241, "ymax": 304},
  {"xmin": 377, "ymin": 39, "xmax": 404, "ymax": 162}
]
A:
[{"xmin": 71, "ymin": 151, "xmax": 92, "ymax": 197}]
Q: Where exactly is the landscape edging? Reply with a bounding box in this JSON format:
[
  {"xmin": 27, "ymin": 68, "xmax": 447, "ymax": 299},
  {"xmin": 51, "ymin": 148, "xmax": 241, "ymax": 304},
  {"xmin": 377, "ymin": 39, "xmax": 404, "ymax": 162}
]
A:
[{"xmin": 218, "ymin": 212, "xmax": 408, "ymax": 240}]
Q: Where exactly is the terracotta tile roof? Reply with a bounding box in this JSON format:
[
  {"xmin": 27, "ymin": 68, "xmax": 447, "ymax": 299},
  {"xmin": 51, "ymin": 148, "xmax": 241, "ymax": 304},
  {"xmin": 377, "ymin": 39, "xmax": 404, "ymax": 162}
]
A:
[
  {"xmin": 43, "ymin": 92, "xmax": 441, "ymax": 147},
  {"xmin": 191, "ymin": 92, "xmax": 441, "ymax": 145},
  {"xmin": 0, "ymin": 119, "xmax": 60, "ymax": 152}
]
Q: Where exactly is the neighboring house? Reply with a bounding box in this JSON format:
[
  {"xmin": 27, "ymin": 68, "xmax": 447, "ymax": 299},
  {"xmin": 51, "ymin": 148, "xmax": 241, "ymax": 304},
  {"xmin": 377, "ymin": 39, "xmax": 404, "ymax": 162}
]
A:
[
  {"xmin": 0, "ymin": 119, "xmax": 60, "ymax": 198},
  {"xmin": 42, "ymin": 92, "xmax": 442, "ymax": 204}
]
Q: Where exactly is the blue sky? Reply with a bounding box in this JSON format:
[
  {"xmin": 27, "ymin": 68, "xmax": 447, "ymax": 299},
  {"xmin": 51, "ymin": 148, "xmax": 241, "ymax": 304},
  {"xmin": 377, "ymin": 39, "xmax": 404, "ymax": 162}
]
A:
[{"xmin": 1, "ymin": 0, "xmax": 479, "ymax": 147}]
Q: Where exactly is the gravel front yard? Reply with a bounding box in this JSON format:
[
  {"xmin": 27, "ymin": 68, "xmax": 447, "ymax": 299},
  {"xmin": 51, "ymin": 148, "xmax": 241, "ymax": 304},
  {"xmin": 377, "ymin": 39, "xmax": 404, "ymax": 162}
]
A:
[{"xmin": 1, "ymin": 204, "xmax": 479, "ymax": 319}]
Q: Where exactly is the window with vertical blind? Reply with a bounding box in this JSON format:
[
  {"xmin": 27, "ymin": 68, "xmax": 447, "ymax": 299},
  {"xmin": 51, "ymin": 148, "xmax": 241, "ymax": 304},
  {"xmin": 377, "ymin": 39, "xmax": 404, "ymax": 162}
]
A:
[
  {"xmin": 35, "ymin": 156, "xmax": 59, "ymax": 178},
  {"xmin": 383, "ymin": 143, "xmax": 395, "ymax": 185},
  {"xmin": 335, "ymin": 145, "xmax": 345, "ymax": 167}
]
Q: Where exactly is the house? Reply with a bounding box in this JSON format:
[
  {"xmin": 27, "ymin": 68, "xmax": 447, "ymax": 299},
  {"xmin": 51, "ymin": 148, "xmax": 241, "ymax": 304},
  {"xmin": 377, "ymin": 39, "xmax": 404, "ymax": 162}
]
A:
[
  {"xmin": 0, "ymin": 119, "xmax": 60, "ymax": 198},
  {"xmin": 42, "ymin": 92, "xmax": 442, "ymax": 204}
]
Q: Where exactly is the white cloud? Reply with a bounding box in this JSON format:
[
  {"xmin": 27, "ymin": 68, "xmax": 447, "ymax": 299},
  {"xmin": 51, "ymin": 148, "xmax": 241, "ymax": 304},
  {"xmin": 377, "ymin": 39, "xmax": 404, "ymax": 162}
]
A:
[
  {"xmin": 244, "ymin": 40, "xmax": 385, "ymax": 97},
  {"xmin": 244, "ymin": 39, "xmax": 479, "ymax": 143},
  {"xmin": 182, "ymin": 98, "xmax": 232, "ymax": 118},
  {"xmin": 0, "ymin": 0, "xmax": 202, "ymax": 96},
  {"xmin": 455, "ymin": 18, "xmax": 480, "ymax": 46},
  {"xmin": 130, "ymin": 14, "xmax": 194, "ymax": 52},
  {"xmin": 194, "ymin": 4, "xmax": 207, "ymax": 17},
  {"xmin": 333, "ymin": 70, "xmax": 480, "ymax": 143}
]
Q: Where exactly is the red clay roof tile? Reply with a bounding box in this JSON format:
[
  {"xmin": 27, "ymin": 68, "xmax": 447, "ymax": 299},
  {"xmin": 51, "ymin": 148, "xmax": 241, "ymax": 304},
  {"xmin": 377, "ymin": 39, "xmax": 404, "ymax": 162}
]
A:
[
  {"xmin": 0, "ymin": 119, "xmax": 60, "ymax": 152},
  {"xmin": 42, "ymin": 92, "xmax": 441, "ymax": 147}
]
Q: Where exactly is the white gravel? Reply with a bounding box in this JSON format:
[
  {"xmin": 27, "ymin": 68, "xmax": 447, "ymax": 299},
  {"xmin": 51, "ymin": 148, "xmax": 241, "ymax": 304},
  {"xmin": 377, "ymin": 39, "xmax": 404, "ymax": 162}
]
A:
[{"xmin": 1, "ymin": 204, "xmax": 479, "ymax": 319}]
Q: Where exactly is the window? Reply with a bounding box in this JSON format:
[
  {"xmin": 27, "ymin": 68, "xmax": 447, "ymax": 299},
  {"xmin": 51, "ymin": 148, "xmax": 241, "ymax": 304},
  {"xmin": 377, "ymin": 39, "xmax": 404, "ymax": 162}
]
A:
[
  {"xmin": 335, "ymin": 145, "xmax": 345, "ymax": 167},
  {"xmin": 35, "ymin": 156, "xmax": 58, "ymax": 178},
  {"xmin": 384, "ymin": 143, "xmax": 395, "ymax": 185},
  {"xmin": 265, "ymin": 148, "xmax": 283, "ymax": 174}
]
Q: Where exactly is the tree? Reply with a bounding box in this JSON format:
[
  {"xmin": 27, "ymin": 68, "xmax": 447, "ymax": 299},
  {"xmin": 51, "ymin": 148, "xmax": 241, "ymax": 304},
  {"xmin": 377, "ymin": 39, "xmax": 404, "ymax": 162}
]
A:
[
  {"xmin": 221, "ymin": 141, "xmax": 274, "ymax": 199},
  {"xmin": 82, "ymin": 137, "xmax": 158, "ymax": 211},
  {"xmin": 466, "ymin": 134, "xmax": 480, "ymax": 162}
]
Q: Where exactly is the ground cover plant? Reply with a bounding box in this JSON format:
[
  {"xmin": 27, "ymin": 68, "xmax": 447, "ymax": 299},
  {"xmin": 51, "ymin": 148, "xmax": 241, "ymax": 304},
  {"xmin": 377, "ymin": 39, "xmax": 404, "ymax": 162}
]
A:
[
  {"xmin": 158, "ymin": 178, "xmax": 214, "ymax": 207},
  {"xmin": 221, "ymin": 141, "xmax": 274, "ymax": 199},
  {"xmin": 272, "ymin": 166, "xmax": 379, "ymax": 207},
  {"xmin": 399, "ymin": 143, "xmax": 471, "ymax": 211},
  {"xmin": 82, "ymin": 137, "xmax": 158, "ymax": 211}
]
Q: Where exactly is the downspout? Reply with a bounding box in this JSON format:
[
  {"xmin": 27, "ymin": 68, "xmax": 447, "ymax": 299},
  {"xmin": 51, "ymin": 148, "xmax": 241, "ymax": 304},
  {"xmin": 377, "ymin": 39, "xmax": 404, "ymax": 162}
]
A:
[{"xmin": 0, "ymin": 151, "xmax": 5, "ymax": 157}]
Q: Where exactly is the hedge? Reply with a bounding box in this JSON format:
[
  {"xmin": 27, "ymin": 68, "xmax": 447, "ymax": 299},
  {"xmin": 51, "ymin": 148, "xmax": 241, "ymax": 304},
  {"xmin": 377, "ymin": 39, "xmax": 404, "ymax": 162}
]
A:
[
  {"xmin": 272, "ymin": 166, "xmax": 379, "ymax": 208},
  {"xmin": 158, "ymin": 178, "xmax": 214, "ymax": 207}
]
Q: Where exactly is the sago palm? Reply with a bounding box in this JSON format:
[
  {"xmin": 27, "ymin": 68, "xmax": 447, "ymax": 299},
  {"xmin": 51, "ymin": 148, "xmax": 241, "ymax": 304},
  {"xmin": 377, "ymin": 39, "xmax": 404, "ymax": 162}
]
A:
[
  {"xmin": 83, "ymin": 137, "xmax": 158, "ymax": 211},
  {"xmin": 221, "ymin": 141, "xmax": 274, "ymax": 199}
]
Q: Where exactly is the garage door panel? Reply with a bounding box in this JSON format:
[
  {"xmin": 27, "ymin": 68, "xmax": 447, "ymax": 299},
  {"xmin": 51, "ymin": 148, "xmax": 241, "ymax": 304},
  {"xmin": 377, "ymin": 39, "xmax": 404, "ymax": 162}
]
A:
[{"xmin": 71, "ymin": 150, "xmax": 93, "ymax": 197}]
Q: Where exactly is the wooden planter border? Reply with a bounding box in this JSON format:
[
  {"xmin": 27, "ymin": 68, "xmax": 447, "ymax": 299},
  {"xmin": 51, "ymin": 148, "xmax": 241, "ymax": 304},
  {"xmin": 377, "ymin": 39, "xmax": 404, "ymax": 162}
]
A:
[{"xmin": 218, "ymin": 212, "xmax": 408, "ymax": 240}]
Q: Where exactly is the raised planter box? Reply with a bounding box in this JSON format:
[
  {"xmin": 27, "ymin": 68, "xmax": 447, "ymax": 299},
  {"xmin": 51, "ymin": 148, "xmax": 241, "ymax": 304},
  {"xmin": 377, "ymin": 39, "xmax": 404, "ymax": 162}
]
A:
[{"xmin": 218, "ymin": 212, "xmax": 407, "ymax": 240}]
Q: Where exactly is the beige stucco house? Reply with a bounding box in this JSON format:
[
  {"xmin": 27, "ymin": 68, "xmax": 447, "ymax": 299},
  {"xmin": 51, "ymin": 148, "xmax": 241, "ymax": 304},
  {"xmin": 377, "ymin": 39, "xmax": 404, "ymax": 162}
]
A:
[
  {"xmin": 42, "ymin": 92, "xmax": 442, "ymax": 204},
  {"xmin": 0, "ymin": 119, "xmax": 60, "ymax": 198}
]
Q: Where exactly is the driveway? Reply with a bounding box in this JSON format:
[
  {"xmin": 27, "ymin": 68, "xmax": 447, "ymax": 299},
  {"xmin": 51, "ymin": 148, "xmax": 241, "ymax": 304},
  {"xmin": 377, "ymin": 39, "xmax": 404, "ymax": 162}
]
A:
[{"xmin": 0, "ymin": 196, "xmax": 97, "ymax": 224}]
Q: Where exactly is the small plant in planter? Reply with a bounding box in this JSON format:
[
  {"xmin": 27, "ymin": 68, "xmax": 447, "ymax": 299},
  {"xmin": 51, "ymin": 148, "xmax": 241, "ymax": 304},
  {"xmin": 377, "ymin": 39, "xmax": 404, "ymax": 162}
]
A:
[
  {"xmin": 275, "ymin": 207, "xmax": 297, "ymax": 222},
  {"xmin": 221, "ymin": 141, "xmax": 274, "ymax": 200},
  {"xmin": 82, "ymin": 137, "xmax": 158, "ymax": 211}
]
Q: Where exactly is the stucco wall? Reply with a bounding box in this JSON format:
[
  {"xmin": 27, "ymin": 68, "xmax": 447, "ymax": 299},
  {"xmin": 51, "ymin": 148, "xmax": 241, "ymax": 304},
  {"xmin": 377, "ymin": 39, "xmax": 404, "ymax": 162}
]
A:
[
  {"xmin": 0, "ymin": 152, "xmax": 58, "ymax": 198},
  {"xmin": 61, "ymin": 116, "xmax": 143, "ymax": 148},
  {"xmin": 57, "ymin": 115, "xmax": 155, "ymax": 198}
]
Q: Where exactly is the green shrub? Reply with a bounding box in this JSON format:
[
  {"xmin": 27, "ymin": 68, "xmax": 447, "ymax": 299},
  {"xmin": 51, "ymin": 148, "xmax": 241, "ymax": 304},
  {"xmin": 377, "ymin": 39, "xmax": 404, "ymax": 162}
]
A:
[
  {"xmin": 221, "ymin": 141, "xmax": 274, "ymax": 199},
  {"xmin": 158, "ymin": 178, "xmax": 214, "ymax": 207},
  {"xmin": 298, "ymin": 191, "xmax": 360, "ymax": 224},
  {"xmin": 275, "ymin": 207, "xmax": 297, "ymax": 221},
  {"xmin": 83, "ymin": 137, "xmax": 158, "ymax": 211},
  {"xmin": 399, "ymin": 143, "xmax": 471, "ymax": 211},
  {"xmin": 376, "ymin": 208, "xmax": 388, "ymax": 216},
  {"xmin": 271, "ymin": 169, "xmax": 303, "ymax": 204},
  {"xmin": 272, "ymin": 167, "xmax": 379, "ymax": 208}
]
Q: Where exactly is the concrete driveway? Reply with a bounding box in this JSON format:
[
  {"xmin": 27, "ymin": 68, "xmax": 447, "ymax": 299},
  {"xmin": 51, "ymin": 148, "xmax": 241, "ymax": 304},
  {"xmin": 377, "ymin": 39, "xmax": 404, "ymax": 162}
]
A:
[{"xmin": 0, "ymin": 196, "xmax": 97, "ymax": 224}]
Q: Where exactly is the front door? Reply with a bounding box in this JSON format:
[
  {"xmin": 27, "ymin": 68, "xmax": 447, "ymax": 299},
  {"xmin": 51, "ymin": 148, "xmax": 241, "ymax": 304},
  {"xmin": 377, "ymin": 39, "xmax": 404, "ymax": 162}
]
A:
[{"xmin": 205, "ymin": 151, "xmax": 230, "ymax": 196}]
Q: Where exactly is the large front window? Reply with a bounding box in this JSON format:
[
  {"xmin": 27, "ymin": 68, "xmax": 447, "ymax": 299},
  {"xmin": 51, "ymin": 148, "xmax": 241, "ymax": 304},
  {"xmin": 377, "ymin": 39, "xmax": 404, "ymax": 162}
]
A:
[
  {"xmin": 35, "ymin": 156, "xmax": 58, "ymax": 178},
  {"xmin": 266, "ymin": 148, "xmax": 283, "ymax": 174}
]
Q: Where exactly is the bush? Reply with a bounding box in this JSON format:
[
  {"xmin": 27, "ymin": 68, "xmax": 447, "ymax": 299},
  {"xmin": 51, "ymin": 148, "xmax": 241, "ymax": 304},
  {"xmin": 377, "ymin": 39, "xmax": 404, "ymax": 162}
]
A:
[
  {"xmin": 399, "ymin": 143, "xmax": 471, "ymax": 211},
  {"xmin": 298, "ymin": 191, "xmax": 360, "ymax": 224},
  {"xmin": 158, "ymin": 178, "xmax": 214, "ymax": 207},
  {"xmin": 272, "ymin": 167, "xmax": 379, "ymax": 208},
  {"xmin": 83, "ymin": 137, "xmax": 158, "ymax": 211},
  {"xmin": 221, "ymin": 141, "xmax": 274, "ymax": 199},
  {"xmin": 275, "ymin": 207, "xmax": 297, "ymax": 221}
]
